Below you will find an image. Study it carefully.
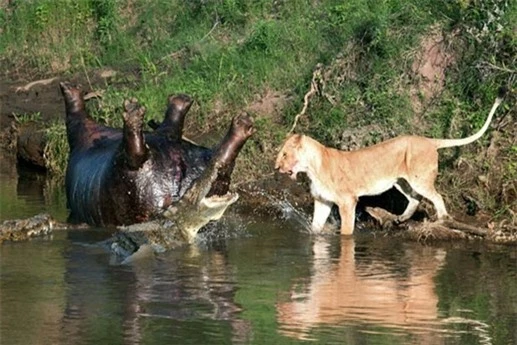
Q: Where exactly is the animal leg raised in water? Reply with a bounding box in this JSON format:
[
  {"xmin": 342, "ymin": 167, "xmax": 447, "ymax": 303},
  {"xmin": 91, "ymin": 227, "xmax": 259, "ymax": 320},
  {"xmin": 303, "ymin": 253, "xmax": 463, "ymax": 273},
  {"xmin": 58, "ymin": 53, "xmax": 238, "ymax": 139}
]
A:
[
  {"xmin": 60, "ymin": 82, "xmax": 106, "ymax": 151},
  {"xmin": 207, "ymin": 113, "xmax": 255, "ymax": 197},
  {"xmin": 149, "ymin": 94, "xmax": 193, "ymax": 141},
  {"xmin": 122, "ymin": 98, "xmax": 148, "ymax": 169}
]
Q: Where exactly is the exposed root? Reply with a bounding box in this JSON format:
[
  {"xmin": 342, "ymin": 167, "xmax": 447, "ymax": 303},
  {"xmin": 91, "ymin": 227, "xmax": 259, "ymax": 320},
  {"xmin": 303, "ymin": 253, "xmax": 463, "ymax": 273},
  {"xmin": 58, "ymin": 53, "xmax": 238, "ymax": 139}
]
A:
[
  {"xmin": 14, "ymin": 77, "xmax": 58, "ymax": 93},
  {"xmin": 440, "ymin": 218, "xmax": 488, "ymax": 237},
  {"xmin": 288, "ymin": 63, "xmax": 323, "ymax": 135},
  {"xmin": 287, "ymin": 42, "xmax": 361, "ymax": 135},
  {"xmin": 401, "ymin": 220, "xmax": 468, "ymax": 242},
  {"xmin": 84, "ymin": 90, "xmax": 104, "ymax": 101},
  {"xmin": 362, "ymin": 206, "xmax": 512, "ymax": 243}
]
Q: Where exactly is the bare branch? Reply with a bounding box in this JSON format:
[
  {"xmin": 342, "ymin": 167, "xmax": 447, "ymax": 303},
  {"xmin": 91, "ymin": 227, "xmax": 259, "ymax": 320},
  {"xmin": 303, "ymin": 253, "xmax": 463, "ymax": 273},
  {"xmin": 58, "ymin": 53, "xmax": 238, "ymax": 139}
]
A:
[
  {"xmin": 288, "ymin": 63, "xmax": 323, "ymax": 135},
  {"xmin": 477, "ymin": 61, "xmax": 516, "ymax": 74},
  {"xmin": 200, "ymin": 17, "xmax": 220, "ymax": 41}
]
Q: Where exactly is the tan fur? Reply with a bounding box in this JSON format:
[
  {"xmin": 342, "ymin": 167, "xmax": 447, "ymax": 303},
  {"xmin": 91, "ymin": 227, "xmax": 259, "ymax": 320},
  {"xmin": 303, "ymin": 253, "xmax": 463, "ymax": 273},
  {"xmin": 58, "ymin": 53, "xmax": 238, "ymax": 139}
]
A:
[
  {"xmin": 275, "ymin": 97, "xmax": 502, "ymax": 235},
  {"xmin": 276, "ymin": 238, "xmax": 445, "ymax": 341}
]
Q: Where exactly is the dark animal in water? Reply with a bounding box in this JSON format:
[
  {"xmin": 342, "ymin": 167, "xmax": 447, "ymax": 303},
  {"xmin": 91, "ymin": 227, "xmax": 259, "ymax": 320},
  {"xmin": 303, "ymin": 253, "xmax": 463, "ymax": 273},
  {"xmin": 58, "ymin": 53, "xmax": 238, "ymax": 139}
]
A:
[{"xmin": 61, "ymin": 82, "xmax": 254, "ymax": 242}]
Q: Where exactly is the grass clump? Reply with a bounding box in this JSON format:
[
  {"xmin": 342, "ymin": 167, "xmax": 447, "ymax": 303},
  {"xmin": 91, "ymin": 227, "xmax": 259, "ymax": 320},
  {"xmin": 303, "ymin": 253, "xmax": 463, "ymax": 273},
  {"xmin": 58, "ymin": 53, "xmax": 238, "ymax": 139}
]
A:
[{"xmin": 43, "ymin": 121, "xmax": 68, "ymax": 177}]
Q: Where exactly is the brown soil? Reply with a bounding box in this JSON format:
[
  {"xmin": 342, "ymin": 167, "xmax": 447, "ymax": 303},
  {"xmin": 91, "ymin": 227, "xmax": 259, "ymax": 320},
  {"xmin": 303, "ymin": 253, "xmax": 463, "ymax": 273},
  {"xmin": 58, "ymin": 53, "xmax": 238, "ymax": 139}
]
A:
[
  {"xmin": 409, "ymin": 26, "xmax": 456, "ymax": 115},
  {"xmin": 0, "ymin": 78, "xmax": 65, "ymax": 128},
  {"xmin": 0, "ymin": 70, "xmax": 118, "ymax": 167},
  {"xmin": 245, "ymin": 88, "xmax": 289, "ymax": 119}
]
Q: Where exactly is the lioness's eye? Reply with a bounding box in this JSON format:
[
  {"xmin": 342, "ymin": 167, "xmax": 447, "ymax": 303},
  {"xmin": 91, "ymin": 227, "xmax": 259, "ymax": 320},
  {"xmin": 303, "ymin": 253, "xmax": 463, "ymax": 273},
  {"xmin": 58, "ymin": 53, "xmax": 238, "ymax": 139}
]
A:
[{"xmin": 283, "ymin": 152, "xmax": 287, "ymax": 158}]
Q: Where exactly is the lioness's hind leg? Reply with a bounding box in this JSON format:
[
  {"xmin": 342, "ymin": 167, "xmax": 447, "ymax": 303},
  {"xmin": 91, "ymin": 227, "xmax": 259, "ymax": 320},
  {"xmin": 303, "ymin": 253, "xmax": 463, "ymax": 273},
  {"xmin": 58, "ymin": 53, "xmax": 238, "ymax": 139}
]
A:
[
  {"xmin": 407, "ymin": 155, "xmax": 449, "ymax": 220},
  {"xmin": 394, "ymin": 178, "xmax": 422, "ymax": 222},
  {"xmin": 312, "ymin": 199, "xmax": 332, "ymax": 233},
  {"xmin": 410, "ymin": 183, "xmax": 448, "ymax": 220}
]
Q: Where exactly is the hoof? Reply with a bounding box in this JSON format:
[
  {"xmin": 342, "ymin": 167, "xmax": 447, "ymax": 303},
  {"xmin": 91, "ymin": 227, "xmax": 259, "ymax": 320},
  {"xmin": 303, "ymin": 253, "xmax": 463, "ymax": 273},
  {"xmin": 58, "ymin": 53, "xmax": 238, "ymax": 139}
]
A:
[
  {"xmin": 231, "ymin": 112, "xmax": 255, "ymax": 139},
  {"xmin": 59, "ymin": 81, "xmax": 82, "ymax": 97},
  {"xmin": 167, "ymin": 94, "xmax": 193, "ymax": 112},
  {"xmin": 59, "ymin": 81, "xmax": 85, "ymax": 112},
  {"xmin": 122, "ymin": 98, "xmax": 146, "ymax": 130}
]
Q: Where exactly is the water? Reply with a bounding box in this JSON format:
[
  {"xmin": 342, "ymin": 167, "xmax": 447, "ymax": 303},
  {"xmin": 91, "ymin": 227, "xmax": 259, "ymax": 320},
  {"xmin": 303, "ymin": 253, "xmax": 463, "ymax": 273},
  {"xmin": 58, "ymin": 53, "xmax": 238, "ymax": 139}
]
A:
[{"xmin": 1, "ymin": 169, "xmax": 516, "ymax": 345}]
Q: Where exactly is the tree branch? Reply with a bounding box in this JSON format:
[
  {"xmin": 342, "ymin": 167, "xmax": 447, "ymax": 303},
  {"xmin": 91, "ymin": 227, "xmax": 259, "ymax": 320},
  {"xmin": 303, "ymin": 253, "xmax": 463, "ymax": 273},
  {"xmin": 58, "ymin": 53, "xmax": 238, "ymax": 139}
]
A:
[{"xmin": 288, "ymin": 63, "xmax": 323, "ymax": 135}]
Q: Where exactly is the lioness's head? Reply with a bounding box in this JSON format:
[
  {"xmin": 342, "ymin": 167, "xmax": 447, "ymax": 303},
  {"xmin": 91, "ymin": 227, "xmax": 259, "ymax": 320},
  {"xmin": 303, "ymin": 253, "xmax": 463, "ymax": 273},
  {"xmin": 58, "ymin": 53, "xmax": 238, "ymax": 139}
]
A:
[{"xmin": 275, "ymin": 134, "xmax": 306, "ymax": 180}]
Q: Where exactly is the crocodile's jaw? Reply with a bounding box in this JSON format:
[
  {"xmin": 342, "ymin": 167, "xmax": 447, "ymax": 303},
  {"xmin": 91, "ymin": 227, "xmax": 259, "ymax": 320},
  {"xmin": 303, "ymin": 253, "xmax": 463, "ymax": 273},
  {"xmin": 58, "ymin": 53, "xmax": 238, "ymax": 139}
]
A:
[{"xmin": 164, "ymin": 192, "xmax": 239, "ymax": 243}]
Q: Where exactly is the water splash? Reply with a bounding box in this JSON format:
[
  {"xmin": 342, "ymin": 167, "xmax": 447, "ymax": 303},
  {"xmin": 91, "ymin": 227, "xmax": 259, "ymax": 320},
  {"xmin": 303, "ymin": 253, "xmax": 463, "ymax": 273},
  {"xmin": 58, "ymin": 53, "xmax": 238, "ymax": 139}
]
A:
[{"xmin": 246, "ymin": 185, "xmax": 313, "ymax": 233}]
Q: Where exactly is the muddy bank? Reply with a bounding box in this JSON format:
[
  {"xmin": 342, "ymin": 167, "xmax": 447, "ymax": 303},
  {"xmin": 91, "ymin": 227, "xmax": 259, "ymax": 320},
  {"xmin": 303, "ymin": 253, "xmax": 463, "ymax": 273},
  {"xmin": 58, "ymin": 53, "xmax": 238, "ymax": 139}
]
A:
[
  {"xmin": 0, "ymin": 77, "xmax": 69, "ymax": 168},
  {"xmin": 0, "ymin": 71, "xmax": 117, "ymax": 168},
  {"xmin": 0, "ymin": 77, "xmax": 64, "ymax": 128}
]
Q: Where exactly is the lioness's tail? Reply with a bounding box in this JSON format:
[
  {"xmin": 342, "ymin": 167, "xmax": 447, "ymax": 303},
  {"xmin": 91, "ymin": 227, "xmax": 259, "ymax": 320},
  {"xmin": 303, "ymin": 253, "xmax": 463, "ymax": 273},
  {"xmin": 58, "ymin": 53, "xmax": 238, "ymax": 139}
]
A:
[{"xmin": 434, "ymin": 95, "xmax": 504, "ymax": 149}]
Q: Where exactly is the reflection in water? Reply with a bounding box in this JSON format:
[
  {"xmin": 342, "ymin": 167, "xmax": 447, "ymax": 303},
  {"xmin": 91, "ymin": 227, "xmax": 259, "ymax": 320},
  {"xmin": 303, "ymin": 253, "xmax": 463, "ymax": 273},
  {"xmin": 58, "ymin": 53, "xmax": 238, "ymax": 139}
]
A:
[
  {"xmin": 0, "ymin": 238, "xmax": 67, "ymax": 345},
  {"xmin": 277, "ymin": 237, "xmax": 446, "ymax": 343},
  {"xmin": 0, "ymin": 168, "xmax": 67, "ymax": 222},
  {"xmin": 59, "ymin": 237, "xmax": 251, "ymax": 345}
]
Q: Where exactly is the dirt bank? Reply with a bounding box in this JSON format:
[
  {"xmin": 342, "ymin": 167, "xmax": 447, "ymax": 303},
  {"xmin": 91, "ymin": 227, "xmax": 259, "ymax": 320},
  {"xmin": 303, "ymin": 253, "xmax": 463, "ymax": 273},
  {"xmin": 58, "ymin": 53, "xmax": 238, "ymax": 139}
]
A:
[{"xmin": 0, "ymin": 71, "xmax": 118, "ymax": 168}]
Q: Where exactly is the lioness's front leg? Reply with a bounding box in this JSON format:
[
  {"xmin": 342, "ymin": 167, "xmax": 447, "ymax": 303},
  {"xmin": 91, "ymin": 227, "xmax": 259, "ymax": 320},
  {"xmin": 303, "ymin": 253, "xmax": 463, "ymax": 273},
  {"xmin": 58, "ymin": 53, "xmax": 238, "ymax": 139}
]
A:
[
  {"xmin": 312, "ymin": 199, "xmax": 332, "ymax": 233},
  {"xmin": 338, "ymin": 197, "xmax": 357, "ymax": 236}
]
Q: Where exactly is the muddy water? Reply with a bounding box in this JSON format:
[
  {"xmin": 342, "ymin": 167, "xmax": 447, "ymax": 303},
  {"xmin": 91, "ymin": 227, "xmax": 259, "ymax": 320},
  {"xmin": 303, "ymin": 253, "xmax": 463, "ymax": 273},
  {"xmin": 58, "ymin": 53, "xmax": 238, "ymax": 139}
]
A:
[{"xmin": 1, "ymin": 169, "xmax": 516, "ymax": 345}]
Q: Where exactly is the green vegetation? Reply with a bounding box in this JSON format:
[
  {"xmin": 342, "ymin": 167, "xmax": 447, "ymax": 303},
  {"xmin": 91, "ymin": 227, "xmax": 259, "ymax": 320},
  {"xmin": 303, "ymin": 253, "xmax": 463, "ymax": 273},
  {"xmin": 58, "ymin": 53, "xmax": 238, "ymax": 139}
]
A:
[{"xmin": 0, "ymin": 0, "xmax": 515, "ymax": 219}]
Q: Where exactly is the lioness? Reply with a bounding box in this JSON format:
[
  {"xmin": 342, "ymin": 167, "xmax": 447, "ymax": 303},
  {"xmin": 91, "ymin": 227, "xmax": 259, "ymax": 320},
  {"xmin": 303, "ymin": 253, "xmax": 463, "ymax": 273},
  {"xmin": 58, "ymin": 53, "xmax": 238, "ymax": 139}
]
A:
[{"xmin": 275, "ymin": 96, "xmax": 503, "ymax": 235}]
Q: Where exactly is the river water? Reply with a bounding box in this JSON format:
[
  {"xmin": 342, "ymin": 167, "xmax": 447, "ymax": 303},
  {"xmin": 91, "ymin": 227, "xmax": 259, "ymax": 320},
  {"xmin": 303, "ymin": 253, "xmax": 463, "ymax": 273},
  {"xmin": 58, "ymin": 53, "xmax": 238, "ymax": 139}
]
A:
[{"xmin": 1, "ymin": 169, "xmax": 516, "ymax": 345}]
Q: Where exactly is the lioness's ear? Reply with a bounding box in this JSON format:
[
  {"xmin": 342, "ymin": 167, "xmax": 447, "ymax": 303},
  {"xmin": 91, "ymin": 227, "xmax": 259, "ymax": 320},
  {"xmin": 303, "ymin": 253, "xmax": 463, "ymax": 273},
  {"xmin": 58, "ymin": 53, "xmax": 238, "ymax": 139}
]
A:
[{"xmin": 291, "ymin": 134, "xmax": 303, "ymax": 145}]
